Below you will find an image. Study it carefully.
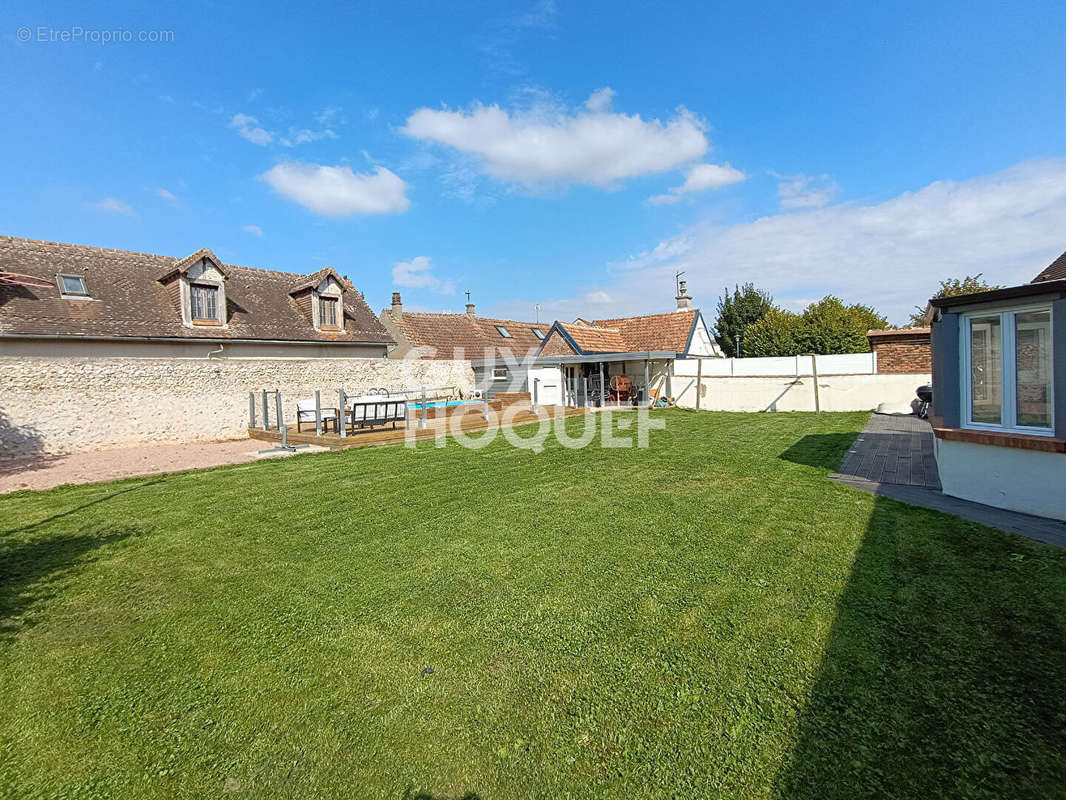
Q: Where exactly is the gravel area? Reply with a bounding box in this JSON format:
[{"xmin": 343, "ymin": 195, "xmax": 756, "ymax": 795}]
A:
[{"xmin": 0, "ymin": 439, "xmax": 271, "ymax": 494}]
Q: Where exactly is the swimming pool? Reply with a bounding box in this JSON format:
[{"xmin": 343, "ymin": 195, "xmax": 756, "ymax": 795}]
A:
[{"xmin": 408, "ymin": 399, "xmax": 482, "ymax": 410}]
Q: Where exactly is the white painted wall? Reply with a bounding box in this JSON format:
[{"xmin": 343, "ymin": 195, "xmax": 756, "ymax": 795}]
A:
[
  {"xmin": 1, "ymin": 338, "xmax": 389, "ymax": 359},
  {"xmin": 675, "ymin": 353, "xmax": 876, "ymax": 377},
  {"xmin": 528, "ymin": 366, "xmax": 563, "ymax": 406},
  {"xmin": 673, "ymin": 373, "xmax": 930, "ymax": 413},
  {"xmin": 686, "ymin": 317, "xmax": 722, "ymax": 357},
  {"xmin": 936, "ymin": 438, "xmax": 1066, "ymax": 521}
]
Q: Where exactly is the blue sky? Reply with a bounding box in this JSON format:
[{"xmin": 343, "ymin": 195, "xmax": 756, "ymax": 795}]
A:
[{"xmin": 2, "ymin": 0, "xmax": 1065, "ymax": 325}]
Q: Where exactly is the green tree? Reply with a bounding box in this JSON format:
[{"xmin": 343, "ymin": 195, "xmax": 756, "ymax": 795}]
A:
[
  {"xmin": 909, "ymin": 274, "xmax": 1001, "ymax": 326},
  {"xmin": 797, "ymin": 296, "xmax": 888, "ymax": 354},
  {"xmin": 713, "ymin": 283, "xmax": 774, "ymax": 357},
  {"xmin": 743, "ymin": 309, "xmax": 803, "ymax": 357}
]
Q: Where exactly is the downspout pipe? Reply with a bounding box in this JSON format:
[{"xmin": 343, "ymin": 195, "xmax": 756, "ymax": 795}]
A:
[{"xmin": 207, "ymin": 343, "xmax": 225, "ymax": 359}]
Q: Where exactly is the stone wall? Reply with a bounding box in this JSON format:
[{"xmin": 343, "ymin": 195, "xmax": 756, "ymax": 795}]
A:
[
  {"xmin": 867, "ymin": 329, "xmax": 932, "ymax": 374},
  {"xmin": 0, "ymin": 356, "xmax": 474, "ymax": 460}
]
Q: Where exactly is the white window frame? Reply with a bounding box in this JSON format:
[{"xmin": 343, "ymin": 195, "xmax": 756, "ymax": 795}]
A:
[
  {"xmin": 492, "ymin": 366, "xmax": 508, "ymax": 381},
  {"xmin": 960, "ymin": 303, "xmax": 1055, "ymax": 436},
  {"xmin": 57, "ymin": 273, "xmax": 91, "ymax": 299}
]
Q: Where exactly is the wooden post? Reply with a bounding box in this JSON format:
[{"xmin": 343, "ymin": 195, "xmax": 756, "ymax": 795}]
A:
[
  {"xmin": 248, "ymin": 392, "xmax": 256, "ymax": 428},
  {"xmin": 811, "ymin": 354, "xmax": 821, "ymax": 412},
  {"xmin": 695, "ymin": 357, "xmax": 702, "ymax": 411},
  {"xmin": 314, "ymin": 390, "xmax": 322, "ymax": 436},
  {"xmin": 644, "ymin": 359, "xmax": 650, "ymax": 406},
  {"xmin": 339, "ymin": 389, "xmax": 347, "ymax": 438}
]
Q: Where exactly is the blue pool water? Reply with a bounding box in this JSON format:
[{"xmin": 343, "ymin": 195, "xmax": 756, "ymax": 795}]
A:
[{"xmin": 409, "ymin": 400, "xmax": 481, "ymax": 410}]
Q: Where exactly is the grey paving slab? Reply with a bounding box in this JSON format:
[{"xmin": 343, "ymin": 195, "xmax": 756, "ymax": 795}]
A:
[
  {"xmin": 831, "ymin": 413, "xmax": 1066, "ymax": 549},
  {"xmin": 835, "ymin": 413, "xmax": 941, "ymax": 489}
]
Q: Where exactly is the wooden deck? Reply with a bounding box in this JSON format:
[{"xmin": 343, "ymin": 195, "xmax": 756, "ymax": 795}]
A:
[{"xmin": 248, "ymin": 404, "xmax": 586, "ymax": 450}]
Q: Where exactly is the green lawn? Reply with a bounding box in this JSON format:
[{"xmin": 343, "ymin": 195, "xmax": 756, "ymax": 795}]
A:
[{"xmin": 3, "ymin": 410, "xmax": 1066, "ymax": 799}]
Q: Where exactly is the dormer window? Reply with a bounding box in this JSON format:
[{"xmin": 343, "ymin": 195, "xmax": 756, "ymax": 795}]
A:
[
  {"xmin": 58, "ymin": 274, "xmax": 90, "ymax": 299},
  {"xmin": 190, "ymin": 283, "xmax": 220, "ymax": 323},
  {"xmin": 319, "ymin": 295, "xmax": 339, "ymax": 330}
]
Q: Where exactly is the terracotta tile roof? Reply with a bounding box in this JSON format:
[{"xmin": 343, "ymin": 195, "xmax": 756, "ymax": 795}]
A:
[
  {"xmin": 1033, "ymin": 251, "xmax": 1066, "ymax": 283},
  {"xmin": 383, "ymin": 309, "xmax": 546, "ymax": 359},
  {"xmin": 557, "ymin": 322, "xmax": 628, "ymax": 352},
  {"xmin": 593, "ymin": 310, "xmax": 698, "ymax": 352},
  {"xmin": 0, "ymin": 236, "xmax": 392, "ymax": 344}
]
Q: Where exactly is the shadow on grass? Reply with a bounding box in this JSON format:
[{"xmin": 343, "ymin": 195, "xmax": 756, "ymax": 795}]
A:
[
  {"xmin": 773, "ymin": 496, "xmax": 1066, "ymax": 799},
  {"xmin": 0, "ymin": 522, "xmax": 145, "ymax": 643},
  {"xmin": 403, "ymin": 789, "xmax": 482, "ymax": 800},
  {"xmin": 1, "ymin": 477, "xmax": 164, "ymax": 536},
  {"xmin": 778, "ymin": 433, "xmax": 859, "ymax": 472}
]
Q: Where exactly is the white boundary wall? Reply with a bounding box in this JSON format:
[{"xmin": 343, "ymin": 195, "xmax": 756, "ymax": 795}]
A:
[
  {"xmin": 674, "ymin": 352, "xmax": 877, "ymax": 378},
  {"xmin": 672, "ymin": 372, "xmax": 929, "ymax": 413}
]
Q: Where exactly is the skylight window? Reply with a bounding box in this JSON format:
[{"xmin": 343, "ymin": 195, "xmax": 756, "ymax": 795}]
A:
[
  {"xmin": 531, "ymin": 328, "xmax": 545, "ymax": 339},
  {"xmin": 58, "ymin": 274, "xmax": 89, "ymax": 298},
  {"xmin": 495, "ymin": 325, "xmax": 512, "ymax": 338}
]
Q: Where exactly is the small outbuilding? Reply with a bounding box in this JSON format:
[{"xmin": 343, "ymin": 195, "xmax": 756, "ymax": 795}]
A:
[{"xmin": 928, "ymin": 253, "xmax": 1066, "ymax": 520}]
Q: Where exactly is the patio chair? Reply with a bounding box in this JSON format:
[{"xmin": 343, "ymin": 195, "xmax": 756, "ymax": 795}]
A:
[
  {"xmin": 608, "ymin": 375, "xmax": 634, "ymax": 403},
  {"xmin": 296, "ymin": 399, "xmax": 338, "ymax": 432},
  {"xmin": 345, "ymin": 394, "xmax": 407, "ymax": 432}
]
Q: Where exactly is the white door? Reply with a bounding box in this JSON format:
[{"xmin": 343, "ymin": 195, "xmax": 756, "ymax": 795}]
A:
[{"xmin": 528, "ymin": 366, "xmax": 563, "ymax": 406}]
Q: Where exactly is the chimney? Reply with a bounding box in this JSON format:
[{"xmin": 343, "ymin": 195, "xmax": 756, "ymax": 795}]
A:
[
  {"xmin": 464, "ymin": 290, "xmax": 475, "ymax": 320},
  {"xmin": 675, "ymin": 279, "xmax": 692, "ymax": 311},
  {"xmin": 391, "ymin": 292, "xmax": 403, "ymax": 321}
]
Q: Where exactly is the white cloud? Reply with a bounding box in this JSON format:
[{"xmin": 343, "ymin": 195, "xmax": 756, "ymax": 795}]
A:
[
  {"xmin": 279, "ymin": 127, "xmax": 338, "ymax": 147},
  {"xmin": 584, "ymin": 87, "xmax": 615, "ymax": 113},
  {"xmin": 94, "ymin": 197, "xmax": 134, "ymax": 215},
  {"xmin": 401, "ymin": 89, "xmax": 709, "ymax": 189},
  {"xmin": 260, "ymin": 162, "xmax": 411, "ymax": 216},
  {"xmin": 497, "ymin": 160, "xmax": 1066, "ymax": 325},
  {"xmin": 648, "ymin": 162, "xmax": 747, "ymax": 205},
  {"xmin": 230, "ymin": 112, "xmax": 273, "ymax": 146},
  {"xmin": 156, "ymin": 188, "xmax": 177, "ymax": 202},
  {"xmin": 392, "ymin": 256, "xmax": 456, "ymax": 294},
  {"xmin": 776, "ymin": 173, "xmax": 839, "ymax": 209},
  {"xmin": 243, "ymin": 224, "xmax": 263, "ymax": 236},
  {"xmin": 315, "ymin": 106, "xmax": 342, "ymax": 125}
]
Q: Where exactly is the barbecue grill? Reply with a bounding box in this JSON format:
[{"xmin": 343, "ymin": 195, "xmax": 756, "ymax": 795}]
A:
[{"xmin": 916, "ymin": 385, "xmax": 932, "ymax": 419}]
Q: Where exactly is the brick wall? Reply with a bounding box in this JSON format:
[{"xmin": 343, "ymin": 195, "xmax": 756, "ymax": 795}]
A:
[
  {"xmin": 868, "ymin": 329, "xmax": 932, "ymax": 374},
  {"xmin": 0, "ymin": 356, "xmax": 474, "ymax": 460}
]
